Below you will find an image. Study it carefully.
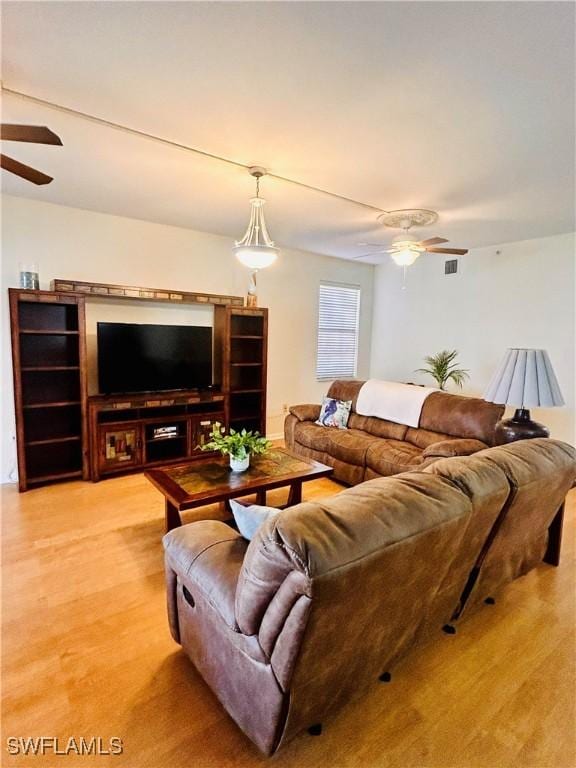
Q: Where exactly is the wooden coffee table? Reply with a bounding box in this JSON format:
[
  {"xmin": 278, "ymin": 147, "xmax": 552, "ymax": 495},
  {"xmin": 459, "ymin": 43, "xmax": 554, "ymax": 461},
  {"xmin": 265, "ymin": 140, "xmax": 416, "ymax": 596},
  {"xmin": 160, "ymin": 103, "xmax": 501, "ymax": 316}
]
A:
[{"xmin": 145, "ymin": 448, "xmax": 333, "ymax": 531}]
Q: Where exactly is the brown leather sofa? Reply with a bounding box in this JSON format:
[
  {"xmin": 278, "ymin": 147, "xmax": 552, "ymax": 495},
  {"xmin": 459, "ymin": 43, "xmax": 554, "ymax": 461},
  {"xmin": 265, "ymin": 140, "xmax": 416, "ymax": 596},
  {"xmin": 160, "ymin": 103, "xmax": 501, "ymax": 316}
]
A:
[
  {"xmin": 284, "ymin": 380, "xmax": 505, "ymax": 484},
  {"xmin": 163, "ymin": 438, "xmax": 575, "ymax": 755}
]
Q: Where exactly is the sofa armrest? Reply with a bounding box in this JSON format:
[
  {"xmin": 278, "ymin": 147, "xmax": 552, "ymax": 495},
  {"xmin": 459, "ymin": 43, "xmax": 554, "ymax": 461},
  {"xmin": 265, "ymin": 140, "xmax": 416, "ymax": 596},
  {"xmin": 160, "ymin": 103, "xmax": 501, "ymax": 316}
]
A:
[
  {"xmin": 422, "ymin": 438, "xmax": 489, "ymax": 459},
  {"xmin": 163, "ymin": 521, "xmax": 248, "ymax": 631},
  {"xmin": 289, "ymin": 403, "xmax": 321, "ymax": 422}
]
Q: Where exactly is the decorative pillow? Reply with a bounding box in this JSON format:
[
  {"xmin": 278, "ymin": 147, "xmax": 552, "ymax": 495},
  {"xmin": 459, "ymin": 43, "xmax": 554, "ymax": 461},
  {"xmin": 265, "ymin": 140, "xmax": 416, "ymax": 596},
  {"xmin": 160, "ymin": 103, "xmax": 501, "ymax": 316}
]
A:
[
  {"xmin": 316, "ymin": 397, "xmax": 352, "ymax": 429},
  {"xmin": 229, "ymin": 499, "xmax": 280, "ymax": 541}
]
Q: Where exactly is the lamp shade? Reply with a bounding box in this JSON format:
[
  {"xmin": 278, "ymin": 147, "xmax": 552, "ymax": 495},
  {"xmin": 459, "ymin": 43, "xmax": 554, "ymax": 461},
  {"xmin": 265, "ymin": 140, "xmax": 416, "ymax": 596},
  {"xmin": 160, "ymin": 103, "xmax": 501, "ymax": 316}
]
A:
[{"xmin": 484, "ymin": 349, "xmax": 564, "ymax": 408}]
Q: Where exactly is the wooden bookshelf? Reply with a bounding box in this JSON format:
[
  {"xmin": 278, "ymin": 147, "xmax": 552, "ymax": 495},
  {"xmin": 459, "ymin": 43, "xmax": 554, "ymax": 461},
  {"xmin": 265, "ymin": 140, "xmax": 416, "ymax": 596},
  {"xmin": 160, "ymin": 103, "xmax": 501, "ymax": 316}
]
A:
[
  {"xmin": 9, "ymin": 289, "xmax": 269, "ymax": 490},
  {"xmin": 9, "ymin": 289, "xmax": 89, "ymax": 491},
  {"xmin": 214, "ymin": 306, "xmax": 268, "ymax": 436}
]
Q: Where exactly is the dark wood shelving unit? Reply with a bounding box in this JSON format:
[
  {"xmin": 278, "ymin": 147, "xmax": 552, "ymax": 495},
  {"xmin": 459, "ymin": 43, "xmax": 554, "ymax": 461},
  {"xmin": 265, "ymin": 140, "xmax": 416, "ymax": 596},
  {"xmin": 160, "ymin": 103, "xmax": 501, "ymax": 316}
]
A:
[
  {"xmin": 214, "ymin": 306, "xmax": 268, "ymax": 436},
  {"xmin": 9, "ymin": 287, "xmax": 269, "ymax": 490},
  {"xmin": 9, "ymin": 289, "xmax": 89, "ymax": 491}
]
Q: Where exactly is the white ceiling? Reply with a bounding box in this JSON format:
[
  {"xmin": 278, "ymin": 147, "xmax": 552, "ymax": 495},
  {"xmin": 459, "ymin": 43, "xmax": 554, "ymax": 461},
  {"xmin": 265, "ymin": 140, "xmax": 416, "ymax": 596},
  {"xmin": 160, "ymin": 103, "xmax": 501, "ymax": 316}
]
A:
[{"xmin": 1, "ymin": 1, "xmax": 574, "ymax": 261}]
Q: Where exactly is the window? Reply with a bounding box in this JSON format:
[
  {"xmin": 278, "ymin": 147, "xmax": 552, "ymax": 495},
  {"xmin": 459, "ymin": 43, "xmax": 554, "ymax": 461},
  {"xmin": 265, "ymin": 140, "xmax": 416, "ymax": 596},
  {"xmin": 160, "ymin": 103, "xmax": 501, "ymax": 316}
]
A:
[{"xmin": 316, "ymin": 282, "xmax": 361, "ymax": 381}]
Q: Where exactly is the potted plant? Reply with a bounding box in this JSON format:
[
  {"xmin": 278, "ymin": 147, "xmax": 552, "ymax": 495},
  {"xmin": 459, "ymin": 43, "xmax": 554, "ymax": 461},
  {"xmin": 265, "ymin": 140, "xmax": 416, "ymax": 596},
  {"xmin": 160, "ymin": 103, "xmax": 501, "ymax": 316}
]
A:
[
  {"xmin": 415, "ymin": 350, "xmax": 470, "ymax": 391},
  {"xmin": 199, "ymin": 423, "xmax": 271, "ymax": 472}
]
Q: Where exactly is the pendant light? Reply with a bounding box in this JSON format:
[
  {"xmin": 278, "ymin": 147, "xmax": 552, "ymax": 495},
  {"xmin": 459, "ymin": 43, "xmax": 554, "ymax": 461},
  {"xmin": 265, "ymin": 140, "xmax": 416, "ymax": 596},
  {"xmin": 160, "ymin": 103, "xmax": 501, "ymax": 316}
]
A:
[
  {"xmin": 233, "ymin": 167, "xmax": 279, "ymax": 307},
  {"xmin": 233, "ymin": 167, "xmax": 279, "ymax": 269}
]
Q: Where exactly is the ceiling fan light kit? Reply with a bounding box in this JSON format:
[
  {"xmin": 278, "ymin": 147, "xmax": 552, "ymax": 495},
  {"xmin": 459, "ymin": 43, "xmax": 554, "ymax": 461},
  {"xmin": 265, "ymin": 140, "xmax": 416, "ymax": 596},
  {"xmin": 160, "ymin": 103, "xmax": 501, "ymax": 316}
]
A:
[
  {"xmin": 356, "ymin": 208, "xmax": 469, "ymax": 268},
  {"xmin": 391, "ymin": 248, "xmax": 420, "ymax": 267}
]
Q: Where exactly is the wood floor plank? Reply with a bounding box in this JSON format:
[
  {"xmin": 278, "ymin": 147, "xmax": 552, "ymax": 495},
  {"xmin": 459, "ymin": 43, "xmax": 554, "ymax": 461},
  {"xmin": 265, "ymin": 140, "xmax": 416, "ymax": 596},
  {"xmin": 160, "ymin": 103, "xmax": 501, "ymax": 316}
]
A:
[{"xmin": 1, "ymin": 477, "xmax": 574, "ymax": 768}]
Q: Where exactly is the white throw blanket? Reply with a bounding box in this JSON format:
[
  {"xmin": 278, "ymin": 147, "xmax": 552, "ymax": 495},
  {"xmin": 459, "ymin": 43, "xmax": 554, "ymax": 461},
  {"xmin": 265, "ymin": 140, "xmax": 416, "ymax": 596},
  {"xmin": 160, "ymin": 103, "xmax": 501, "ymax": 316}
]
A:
[{"xmin": 356, "ymin": 380, "xmax": 439, "ymax": 428}]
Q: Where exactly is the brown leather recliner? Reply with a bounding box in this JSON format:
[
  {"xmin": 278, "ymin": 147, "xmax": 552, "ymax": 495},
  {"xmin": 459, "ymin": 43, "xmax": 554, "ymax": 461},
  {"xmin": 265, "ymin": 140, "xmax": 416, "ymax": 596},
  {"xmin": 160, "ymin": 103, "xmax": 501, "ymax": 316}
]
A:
[
  {"xmin": 163, "ymin": 438, "xmax": 575, "ymax": 755},
  {"xmin": 284, "ymin": 380, "xmax": 505, "ymax": 484}
]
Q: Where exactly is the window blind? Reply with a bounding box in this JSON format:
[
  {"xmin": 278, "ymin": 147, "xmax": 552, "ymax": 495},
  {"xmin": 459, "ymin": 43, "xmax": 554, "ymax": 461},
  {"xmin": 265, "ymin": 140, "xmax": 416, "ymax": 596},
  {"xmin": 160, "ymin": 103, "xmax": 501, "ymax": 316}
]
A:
[{"xmin": 316, "ymin": 283, "xmax": 361, "ymax": 381}]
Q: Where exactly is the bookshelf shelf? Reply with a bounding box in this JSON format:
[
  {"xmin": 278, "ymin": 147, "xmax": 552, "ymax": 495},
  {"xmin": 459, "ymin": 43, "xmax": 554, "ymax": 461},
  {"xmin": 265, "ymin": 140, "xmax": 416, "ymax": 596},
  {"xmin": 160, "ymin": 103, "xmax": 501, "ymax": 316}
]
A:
[
  {"xmin": 20, "ymin": 330, "xmax": 80, "ymax": 335},
  {"xmin": 25, "ymin": 435, "xmax": 81, "ymax": 447}
]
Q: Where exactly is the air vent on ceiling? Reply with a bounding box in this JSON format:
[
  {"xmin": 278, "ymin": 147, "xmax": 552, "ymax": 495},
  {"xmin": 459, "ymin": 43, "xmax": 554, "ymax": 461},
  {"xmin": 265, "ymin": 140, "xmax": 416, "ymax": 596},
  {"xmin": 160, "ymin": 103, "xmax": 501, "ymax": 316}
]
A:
[{"xmin": 445, "ymin": 259, "xmax": 458, "ymax": 275}]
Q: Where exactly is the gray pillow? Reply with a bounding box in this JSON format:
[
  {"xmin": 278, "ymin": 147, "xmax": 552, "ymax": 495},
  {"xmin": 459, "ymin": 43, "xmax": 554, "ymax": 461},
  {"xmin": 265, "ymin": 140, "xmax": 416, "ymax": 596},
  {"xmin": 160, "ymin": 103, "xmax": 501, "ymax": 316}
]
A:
[{"xmin": 229, "ymin": 499, "xmax": 280, "ymax": 541}]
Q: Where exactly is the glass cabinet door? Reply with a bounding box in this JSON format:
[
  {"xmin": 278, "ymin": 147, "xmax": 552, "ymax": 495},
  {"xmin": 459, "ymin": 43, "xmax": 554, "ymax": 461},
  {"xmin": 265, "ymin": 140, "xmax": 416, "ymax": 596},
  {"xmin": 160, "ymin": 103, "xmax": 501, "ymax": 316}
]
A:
[
  {"xmin": 194, "ymin": 414, "xmax": 225, "ymax": 451},
  {"xmin": 99, "ymin": 424, "xmax": 141, "ymax": 470}
]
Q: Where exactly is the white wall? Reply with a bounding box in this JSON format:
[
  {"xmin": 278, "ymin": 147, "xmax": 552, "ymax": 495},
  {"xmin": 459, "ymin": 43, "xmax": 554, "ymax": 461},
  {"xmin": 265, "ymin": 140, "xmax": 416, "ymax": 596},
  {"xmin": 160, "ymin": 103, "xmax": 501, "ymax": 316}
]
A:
[
  {"xmin": 1, "ymin": 195, "xmax": 374, "ymax": 483},
  {"xmin": 370, "ymin": 232, "xmax": 575, "ymax": 444}
]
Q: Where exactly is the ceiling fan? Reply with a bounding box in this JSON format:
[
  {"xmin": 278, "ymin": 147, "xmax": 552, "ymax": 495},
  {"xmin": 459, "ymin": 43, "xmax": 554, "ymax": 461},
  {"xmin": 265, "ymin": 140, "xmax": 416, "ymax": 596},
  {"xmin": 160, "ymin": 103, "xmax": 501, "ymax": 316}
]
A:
[
  {"xmin": 1, "ymin": 124, "xmax": 63, "ymax": 185},
  {"xmin": 355, "ymin": 209, "xmax": 468, "ymax": 267}
]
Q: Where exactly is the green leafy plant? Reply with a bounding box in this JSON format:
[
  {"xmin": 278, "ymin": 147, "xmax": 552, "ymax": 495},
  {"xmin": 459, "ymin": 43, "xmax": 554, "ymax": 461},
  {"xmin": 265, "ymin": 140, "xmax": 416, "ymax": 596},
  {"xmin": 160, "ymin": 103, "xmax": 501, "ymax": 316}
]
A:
[
  {"xmin": 198, "ymin": 422, "xmax": 271, "ymax": 460},
  {"xmin": 415, "ymin": 350, "xmax": 470, "ymax": 391}
]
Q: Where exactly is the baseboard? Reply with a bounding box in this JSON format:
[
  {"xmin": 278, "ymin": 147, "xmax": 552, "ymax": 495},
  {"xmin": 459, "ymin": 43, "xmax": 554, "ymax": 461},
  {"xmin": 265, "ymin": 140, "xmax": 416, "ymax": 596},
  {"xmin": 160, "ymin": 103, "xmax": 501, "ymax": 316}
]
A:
[{"xmin": 267, "ymin": 432, "xmax": 284, "ymax": 442}]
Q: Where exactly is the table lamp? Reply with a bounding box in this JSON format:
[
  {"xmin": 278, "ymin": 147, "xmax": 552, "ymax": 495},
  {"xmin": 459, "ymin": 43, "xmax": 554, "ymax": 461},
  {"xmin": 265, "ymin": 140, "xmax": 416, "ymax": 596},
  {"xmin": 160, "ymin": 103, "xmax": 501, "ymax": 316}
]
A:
[{"xmin": 484, "ymin": 348, "xmax": 564, "ymax": 445}]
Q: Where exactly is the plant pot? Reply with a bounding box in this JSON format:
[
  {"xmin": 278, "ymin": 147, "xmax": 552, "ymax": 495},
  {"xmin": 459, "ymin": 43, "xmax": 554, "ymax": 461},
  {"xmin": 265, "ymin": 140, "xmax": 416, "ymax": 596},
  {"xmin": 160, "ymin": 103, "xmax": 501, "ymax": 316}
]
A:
[{"xmin": 230, "ymin": 454, "xmax": 250, "ymax": 473}]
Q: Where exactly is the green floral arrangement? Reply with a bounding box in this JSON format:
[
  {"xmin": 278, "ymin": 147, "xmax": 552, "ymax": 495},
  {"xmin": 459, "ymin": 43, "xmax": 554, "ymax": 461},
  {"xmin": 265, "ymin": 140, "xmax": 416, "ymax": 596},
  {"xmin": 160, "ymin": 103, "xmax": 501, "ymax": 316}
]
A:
[{"xmin": 199, "ymin": 422, "xmax": 270, "ymax": 460}]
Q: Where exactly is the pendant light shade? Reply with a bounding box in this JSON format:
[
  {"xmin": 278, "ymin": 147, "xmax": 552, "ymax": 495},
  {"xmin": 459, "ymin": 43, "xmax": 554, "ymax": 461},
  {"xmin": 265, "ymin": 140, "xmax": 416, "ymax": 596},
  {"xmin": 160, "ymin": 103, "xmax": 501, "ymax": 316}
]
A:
[{"xmin": 234, "ymin": 168, "xmax": 279, "ymax": 270}]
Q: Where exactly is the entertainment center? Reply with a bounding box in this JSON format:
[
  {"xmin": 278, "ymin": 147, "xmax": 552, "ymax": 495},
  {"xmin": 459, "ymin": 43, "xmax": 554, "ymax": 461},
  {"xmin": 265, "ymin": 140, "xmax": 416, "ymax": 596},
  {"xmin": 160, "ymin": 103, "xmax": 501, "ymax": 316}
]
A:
[{"xmin": 9, "ymin": 285, "xmax": 268, "ymax": 491}]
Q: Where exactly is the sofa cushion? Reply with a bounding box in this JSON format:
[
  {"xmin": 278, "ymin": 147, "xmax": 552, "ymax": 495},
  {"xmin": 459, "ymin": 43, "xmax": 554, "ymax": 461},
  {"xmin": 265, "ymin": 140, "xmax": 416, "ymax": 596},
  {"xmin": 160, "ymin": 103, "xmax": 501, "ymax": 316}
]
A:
[
  {"xmin": 348, "ymin": 413, "xmax": 408, "ymax": 441},
  {"xmin": 330, "ymin": 458, "xmax": 365, "ymax": 486},
  {"xmin": 294, "ymin": 421, "xmax": 332, "ymax": 452},
  {"xmin": 405, "ymin": 426, "xmax": 453, "ymax": 449},
  {"xmin": 326, "ymin": 429, "xmax": 382, "ymax": 466},
  {"xmin": 327, "ymin": 380, "xmax": 365, "ymax": 410},
  {"xmin": 366, "ymin": 440, "xmax": 424, "ymax": 476},
  {"xmin": 419, "ymin": 391, "xmax": 504, "ymax": 445},
  {"xmin": 423, "ymin": 438, "xmax": 489, "ymax": 459}
]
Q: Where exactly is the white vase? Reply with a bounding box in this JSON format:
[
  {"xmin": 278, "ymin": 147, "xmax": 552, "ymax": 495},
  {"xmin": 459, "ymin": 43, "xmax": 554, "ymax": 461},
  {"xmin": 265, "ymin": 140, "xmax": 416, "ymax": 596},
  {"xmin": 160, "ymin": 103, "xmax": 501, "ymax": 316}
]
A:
[{"xmin": 230, "ymin": 454, "xmax": 250, "ymax": 472}]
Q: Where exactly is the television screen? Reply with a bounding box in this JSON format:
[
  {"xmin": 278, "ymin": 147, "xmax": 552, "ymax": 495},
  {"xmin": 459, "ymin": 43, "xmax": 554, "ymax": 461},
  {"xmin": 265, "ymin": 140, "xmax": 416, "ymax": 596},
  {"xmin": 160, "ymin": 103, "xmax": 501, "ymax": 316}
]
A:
[{"xmin": 97, "ymin": 322, "xmax": 212, "ymax": 394}]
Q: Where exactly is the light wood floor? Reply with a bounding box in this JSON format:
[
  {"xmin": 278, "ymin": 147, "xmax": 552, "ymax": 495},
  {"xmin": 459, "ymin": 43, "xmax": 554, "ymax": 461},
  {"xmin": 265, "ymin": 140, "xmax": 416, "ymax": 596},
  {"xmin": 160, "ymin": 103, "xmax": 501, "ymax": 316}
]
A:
[{"xmin": 2, "ymin": 475, "xmax": 575, "ymax": 768}]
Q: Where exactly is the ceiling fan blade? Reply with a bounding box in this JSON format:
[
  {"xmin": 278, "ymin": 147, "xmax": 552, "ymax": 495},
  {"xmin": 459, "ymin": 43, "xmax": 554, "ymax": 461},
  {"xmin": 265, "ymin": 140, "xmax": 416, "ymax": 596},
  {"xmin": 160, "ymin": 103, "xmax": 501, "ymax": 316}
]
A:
[
  {"xmin": 418, "ymin": 237, "xmax": 449, "ymax": 247},
  {"xmin": 1, "ymin": 124, "xmax": 63, "ymax": 145},
  {"xmin": 356, "ymin": 242, "xmax": 389, "ymax": 247},
  {"xmin": 426, "ymin": 247, "xmax": 469, "ymax": 255},
  {"xmin": 0, "ymin": 154, "xmax": 54, "ymax": 185}
]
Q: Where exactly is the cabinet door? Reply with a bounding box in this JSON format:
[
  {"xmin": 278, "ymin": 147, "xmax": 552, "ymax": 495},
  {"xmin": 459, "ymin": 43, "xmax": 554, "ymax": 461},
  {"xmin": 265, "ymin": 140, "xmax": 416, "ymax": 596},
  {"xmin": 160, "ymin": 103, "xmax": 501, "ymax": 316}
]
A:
[
  {"xmin": 98, "ymin": 423, "xmax": 142, "ymax": 473},
  {"xmin": 192, "ymin": 413, "xmax": 225, "ymax": 453}
]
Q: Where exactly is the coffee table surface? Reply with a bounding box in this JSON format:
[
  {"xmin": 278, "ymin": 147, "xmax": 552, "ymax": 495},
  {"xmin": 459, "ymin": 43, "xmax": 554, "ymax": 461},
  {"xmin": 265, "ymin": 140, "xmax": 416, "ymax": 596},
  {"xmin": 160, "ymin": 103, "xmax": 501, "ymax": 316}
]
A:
[{"xmin": 146, "ymin": 448, "xmax": 333, "ymax": 529}]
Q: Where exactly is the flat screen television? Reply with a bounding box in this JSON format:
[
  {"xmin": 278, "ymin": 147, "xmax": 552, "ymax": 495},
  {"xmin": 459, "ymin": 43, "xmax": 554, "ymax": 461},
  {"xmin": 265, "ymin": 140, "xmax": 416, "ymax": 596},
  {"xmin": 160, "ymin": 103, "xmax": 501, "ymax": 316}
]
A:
[{"xmin": 97, "ymin": 322, "xmax": 212, "ymax": 394}]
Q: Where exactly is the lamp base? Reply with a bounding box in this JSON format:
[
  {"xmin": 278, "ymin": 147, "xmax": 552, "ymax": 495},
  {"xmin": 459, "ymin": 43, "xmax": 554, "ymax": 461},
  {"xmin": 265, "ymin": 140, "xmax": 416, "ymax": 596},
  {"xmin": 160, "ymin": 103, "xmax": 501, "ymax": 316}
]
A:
[{"xmin": 494, "ymin": 409, "xmax": 550, "ymax": 445}]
